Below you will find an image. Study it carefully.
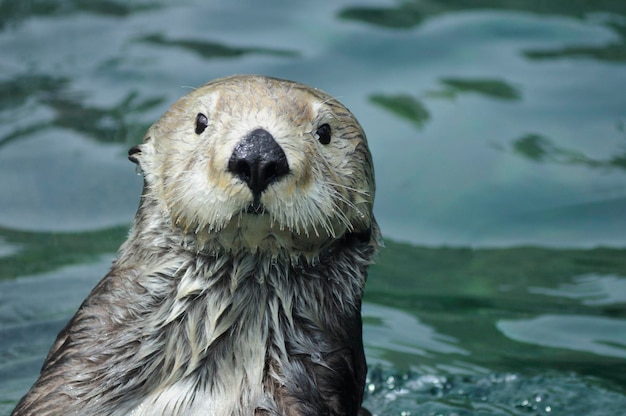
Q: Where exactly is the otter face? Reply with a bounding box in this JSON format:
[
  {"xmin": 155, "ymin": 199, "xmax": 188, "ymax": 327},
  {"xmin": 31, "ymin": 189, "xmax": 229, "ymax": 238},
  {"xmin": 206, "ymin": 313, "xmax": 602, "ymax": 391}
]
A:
[{"xmin": 129, "ymin": 75, "xmax": 376, "ymax": 256}]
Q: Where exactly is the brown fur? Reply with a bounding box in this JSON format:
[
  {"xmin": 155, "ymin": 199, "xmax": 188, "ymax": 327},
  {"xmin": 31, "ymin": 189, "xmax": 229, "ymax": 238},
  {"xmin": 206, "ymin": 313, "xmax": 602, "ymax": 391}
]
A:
[{"xmin": 12, "ymin": 75, "xmax": 379, "ymax": 416}]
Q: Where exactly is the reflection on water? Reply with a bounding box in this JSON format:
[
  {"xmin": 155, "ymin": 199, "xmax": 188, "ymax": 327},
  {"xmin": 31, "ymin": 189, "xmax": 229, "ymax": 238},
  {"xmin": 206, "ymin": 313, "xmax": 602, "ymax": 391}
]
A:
[
  {"xmin": 435, "ymin": 78, "xmax": 521, "ymax": 101},
  {"xmin": 509, "ymin": 131, "xmax": 626, "ymax": 172},
  {"xmin": 364, "ymin": 303, "xmax": 468, "ymax": 367},
  {"xmin": 0, "ymin": 74, "xmax": 67, "ymax": 111},
  {"xmin": 0, "ymin": 225, "xmax": 127, "ymax": 279},
  {"xmin": 42, "ymin": 92, "xmax": 164, "ymax": 144},
  {"xmin": 0, "ymin": 75, "xmax": 163, "ymax": 148},
  {"xmin": 339, "ymin": 0, "xmax": 626, "ymax": 32},
  {"xmin": 498, "ymin": 315, "xmax": 626, "ymax": 359},
  {"xmin": 139, "ymin": 34, "xmax": 299, "ymax": 59},
  {"xmin": 367, "ymin": 241, "xmax": 626, "ymax": 386},
  {"xmin": 369, "ymin": 77, "xmax": 521, "ymax": 128},
  {"xmin": 524, "ymin": 17, "xmax": 626, "ymax": 62},
  {"xmin": 1, "ymin": 0, "xmax": 626, "ymax": 414},
  {"xmin": 369, "ymin": 93, "xmax": 430, "ymax": 128},
  {"xmin": 529, "ymin": 274, "xmax": 626, "ymax": 306}
]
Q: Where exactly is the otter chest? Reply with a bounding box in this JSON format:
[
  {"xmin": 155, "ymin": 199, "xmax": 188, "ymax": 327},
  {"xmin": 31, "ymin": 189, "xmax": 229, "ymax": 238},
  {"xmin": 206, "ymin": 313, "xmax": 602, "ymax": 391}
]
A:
[{"xmin": 129, "ymin": 274, "xmax": 277, "ymax": 416}]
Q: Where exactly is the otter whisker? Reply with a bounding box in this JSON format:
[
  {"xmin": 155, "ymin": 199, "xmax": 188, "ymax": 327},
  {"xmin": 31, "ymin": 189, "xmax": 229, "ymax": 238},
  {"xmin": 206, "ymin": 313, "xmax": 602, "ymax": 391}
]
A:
[{"xmin": 325, "ymin": 181, "xmax": 371, "ymax": 198}]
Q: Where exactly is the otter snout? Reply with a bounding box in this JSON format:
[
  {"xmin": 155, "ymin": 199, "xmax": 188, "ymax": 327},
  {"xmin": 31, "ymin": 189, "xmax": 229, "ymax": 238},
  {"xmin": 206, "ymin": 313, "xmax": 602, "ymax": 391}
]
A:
[{"xmin": 227, "ymin": 128, "xmax": 290, "ymax": 197}]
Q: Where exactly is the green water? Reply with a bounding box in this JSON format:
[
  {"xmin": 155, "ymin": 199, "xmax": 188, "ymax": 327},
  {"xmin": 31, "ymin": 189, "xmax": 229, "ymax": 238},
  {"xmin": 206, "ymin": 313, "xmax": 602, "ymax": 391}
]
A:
[{"xmin": 1, "ymin": 1, "xmax": 626, "ymax": 414}]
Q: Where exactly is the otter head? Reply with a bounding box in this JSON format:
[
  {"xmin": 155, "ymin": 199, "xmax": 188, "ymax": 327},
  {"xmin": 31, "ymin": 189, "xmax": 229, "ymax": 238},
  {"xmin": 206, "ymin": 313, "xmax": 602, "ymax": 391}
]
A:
[{"xmin": 128, "ymin": 75, "xmax": 378, "ymax": 259}]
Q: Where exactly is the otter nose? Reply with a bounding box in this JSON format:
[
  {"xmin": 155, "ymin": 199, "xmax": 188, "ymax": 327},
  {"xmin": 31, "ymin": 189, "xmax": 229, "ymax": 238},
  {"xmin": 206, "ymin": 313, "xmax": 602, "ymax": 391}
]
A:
[{"xmin": 227, "ymin": 128, "xmax": 290, "ymax": 196}]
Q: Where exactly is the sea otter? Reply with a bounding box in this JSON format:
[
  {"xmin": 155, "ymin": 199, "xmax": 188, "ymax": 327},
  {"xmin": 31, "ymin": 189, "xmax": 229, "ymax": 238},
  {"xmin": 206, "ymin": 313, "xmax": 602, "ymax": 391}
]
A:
[{"xmin": 12, "ymin": 75, "xmax": 380, "ymax": 416}]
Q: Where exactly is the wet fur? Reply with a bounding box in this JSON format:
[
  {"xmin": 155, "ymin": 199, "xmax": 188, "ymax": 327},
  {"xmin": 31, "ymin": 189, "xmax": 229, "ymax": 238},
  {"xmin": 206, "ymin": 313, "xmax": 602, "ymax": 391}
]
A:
[{"xmin": 12, "ymin": 75, "xmax": 379, "ymax": 415}]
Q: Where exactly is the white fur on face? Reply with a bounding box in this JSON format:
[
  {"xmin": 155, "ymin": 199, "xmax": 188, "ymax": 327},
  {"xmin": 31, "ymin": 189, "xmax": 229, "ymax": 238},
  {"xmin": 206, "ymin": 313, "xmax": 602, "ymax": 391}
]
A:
[{"xmin": 136, "ymin": 75, "xmax": 375, "ymax": 257}]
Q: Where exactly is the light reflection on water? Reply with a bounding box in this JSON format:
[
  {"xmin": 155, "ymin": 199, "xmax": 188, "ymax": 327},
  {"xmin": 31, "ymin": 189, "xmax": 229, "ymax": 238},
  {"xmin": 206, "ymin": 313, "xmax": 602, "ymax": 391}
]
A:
[
  {"xmin": 498, "ymin": 314, "xmax": 626, "ymax": 359},
  {"xmin": 1, "ymin": 0, "xmax": 626, "ymax": 414},
  {"xmin": 528, "ymin": 274, "xmax": 626, "ymax": 306}
]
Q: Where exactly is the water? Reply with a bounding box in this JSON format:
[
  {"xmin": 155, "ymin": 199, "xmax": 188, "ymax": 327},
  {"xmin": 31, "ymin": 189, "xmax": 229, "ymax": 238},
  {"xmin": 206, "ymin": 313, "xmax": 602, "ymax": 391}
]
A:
[{"xmin": 1, "ymin": 0, "xmax": 625, "ymax": 414}]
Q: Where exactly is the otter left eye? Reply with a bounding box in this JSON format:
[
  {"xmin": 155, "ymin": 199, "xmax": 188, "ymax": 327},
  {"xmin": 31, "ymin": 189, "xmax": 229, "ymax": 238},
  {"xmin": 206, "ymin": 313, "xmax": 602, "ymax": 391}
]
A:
[
  {"xmin": 195, "ymin": 113, "xmax": 208, "ymax": 135},
  {"xmin": 316, "ymin": 123, "xmax": 331, "ymax": 145}
]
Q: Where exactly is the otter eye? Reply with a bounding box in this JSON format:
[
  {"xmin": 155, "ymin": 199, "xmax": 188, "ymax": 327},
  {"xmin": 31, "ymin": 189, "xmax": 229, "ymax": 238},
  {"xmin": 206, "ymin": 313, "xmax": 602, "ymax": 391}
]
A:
[
  {"xmin": 195, "ymin": 113, "xmax": 208, "ymax": 135},
  {"xmin": 316, "ymin": 123, "xmax": 331, "ymax": 145}
]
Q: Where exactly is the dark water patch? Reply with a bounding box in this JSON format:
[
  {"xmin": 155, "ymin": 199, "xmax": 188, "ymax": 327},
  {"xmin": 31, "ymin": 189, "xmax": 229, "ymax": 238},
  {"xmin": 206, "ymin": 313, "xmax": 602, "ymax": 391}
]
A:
[
  {"xmin": 524, "ymin": 20, "xmax": 626, "ymax": 63},
  {"xmin": 0, "ymin": 0, "xmax": 158, "ymax": 29},
  {"xmin": 370, "ymin": 241, "xmax": 626, "ymax": 297},
  {"xmin": 370, "ymin": 77, "xmax": 519, "ymax": 129},
  {"xmin": 369, "ymin": 94, "xmax": 430, "ymax": 129},
  {"xmin": 1, "ymin": 90, "xmax": 164, "ymax": 148},
  {"xmin": 0, "ymin": 225, "xmax": 128, "ymax": 280},
  {"xmin": 41, "ymin": 92, "xmax": 164, "ymax": 145},
  {"xmin": 524, "ymin": 42, "xmax": 626, "ymax": 62},
  {"xmin": 0, "ymin": 74, "xmax": 68, "ymax": 111},
  {"xmin": 0, "ymin": 73, "xmax": 68, "ymax": 148},
  {"xmin": 509, "ymin": 132, "xmax": 626, "ymax": 172},
  {"xmin": 138, "ymin": 34, "xmax": 299, "ymax": 60},
  {"xmin": 339, "ymin": 0, "xmax": 626, "ymax": 30},
  {"xmin": 338, "ymin": 5, "xmax": 425, "ymax": 30},
  {"xmin": 437, "ymin": 78, "xmax": 521, "ymax": 101}
]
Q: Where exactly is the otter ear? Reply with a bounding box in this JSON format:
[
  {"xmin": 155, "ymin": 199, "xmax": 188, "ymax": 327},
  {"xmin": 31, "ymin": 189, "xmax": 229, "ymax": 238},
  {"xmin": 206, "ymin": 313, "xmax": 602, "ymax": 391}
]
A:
[{"xmin": 128, "ymin": 144, "xmax": 142, "ymax": 164}]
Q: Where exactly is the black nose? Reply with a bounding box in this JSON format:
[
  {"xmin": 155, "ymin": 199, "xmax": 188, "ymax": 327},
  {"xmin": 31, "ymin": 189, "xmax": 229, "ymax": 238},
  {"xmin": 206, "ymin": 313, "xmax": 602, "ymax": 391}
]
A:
[{"xmin": 227, "ymin": 128, "xmax": 290, "ymax": 197}]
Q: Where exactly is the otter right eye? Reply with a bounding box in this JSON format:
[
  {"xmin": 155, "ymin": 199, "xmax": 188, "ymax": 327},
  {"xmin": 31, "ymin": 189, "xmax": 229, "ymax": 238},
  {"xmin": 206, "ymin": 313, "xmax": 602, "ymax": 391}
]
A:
[{"xmin": 195, "ymin": 113, "xmax": 208, "ymax": 134}]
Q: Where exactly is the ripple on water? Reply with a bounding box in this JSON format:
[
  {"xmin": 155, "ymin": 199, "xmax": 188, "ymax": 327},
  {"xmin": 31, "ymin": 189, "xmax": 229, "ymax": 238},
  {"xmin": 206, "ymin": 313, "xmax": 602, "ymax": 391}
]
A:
[{"xmin": 363, "ymin": 368, "xmax": 626, "ymax": 416}]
